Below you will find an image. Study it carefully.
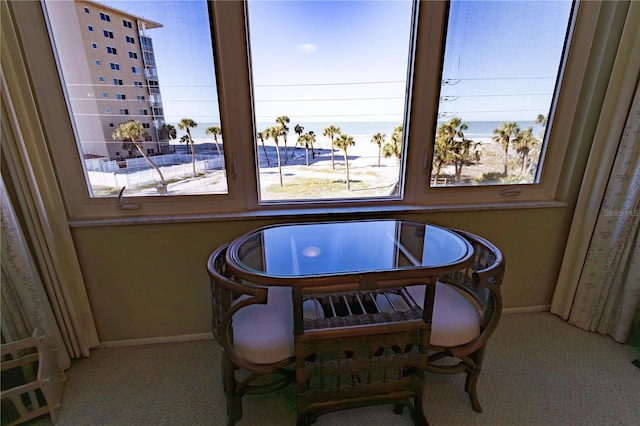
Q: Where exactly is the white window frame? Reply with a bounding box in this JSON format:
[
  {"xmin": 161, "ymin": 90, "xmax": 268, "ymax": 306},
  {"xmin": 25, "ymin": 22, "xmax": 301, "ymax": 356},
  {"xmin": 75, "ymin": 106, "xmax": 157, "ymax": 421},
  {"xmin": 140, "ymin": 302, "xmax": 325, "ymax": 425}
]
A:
[{"xmin": 5, "ymin": 0, "xmax": 624, "ymax": 220}]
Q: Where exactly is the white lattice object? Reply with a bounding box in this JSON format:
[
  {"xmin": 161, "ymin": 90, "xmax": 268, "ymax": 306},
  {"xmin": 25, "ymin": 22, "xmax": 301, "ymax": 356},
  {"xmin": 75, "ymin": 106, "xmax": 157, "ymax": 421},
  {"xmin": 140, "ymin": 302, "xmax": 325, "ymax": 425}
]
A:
[{"xmin": 1, "ymin": 328, "xmax": 66, "ymax": 425}]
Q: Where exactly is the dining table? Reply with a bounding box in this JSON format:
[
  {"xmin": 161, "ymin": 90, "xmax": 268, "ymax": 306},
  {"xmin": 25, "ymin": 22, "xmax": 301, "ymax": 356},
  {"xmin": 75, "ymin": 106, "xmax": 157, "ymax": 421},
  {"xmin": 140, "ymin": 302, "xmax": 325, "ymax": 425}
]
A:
[{"xmin": 219, "ymin": 218, "xmax": 481, "ymax": 425}]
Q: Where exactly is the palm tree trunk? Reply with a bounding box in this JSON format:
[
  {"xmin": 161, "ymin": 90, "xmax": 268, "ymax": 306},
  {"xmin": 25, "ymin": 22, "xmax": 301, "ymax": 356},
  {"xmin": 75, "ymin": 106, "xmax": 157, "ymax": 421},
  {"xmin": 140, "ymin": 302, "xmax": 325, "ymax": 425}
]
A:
[
  {"xmin": 378, "ymin": 146, "xmax": 381, "ymax": 167},
  {"xmin": 134, "ymin": 141, "xmax": 166, "ymax": 185},
  {"xmin": 344, "ymin": 150, "xmax": 350, "ymax": 190},
  {"xmin": 275, "ymin": 144, "xmax": 283, "ymax": 187},
  {"xmin": 283, "ymin": 136, "xmax": 288, "ymax": 164},
  {"xmin": 331, "ymin": 139, "xmax": 335, "ymax": 170}
]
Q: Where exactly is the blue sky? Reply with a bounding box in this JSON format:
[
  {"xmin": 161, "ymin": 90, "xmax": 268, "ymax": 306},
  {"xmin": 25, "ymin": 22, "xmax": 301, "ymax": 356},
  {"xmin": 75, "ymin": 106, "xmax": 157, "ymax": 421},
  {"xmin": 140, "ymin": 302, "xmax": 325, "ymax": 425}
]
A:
[{"xmin": 99, "ymin": 0, "xmax": 573, "ymax": 123}]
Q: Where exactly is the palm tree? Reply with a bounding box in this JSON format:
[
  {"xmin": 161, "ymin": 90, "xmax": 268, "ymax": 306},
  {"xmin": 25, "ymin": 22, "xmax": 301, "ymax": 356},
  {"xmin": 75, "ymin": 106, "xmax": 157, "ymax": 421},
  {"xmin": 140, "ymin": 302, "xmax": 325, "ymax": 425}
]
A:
[
  {"xmin": 257, "ymin": 129, "xmax": 271, "ymax": 166},
  {"xmin": 335, "ymin": 133, "xmax": 355, "ymax": 190},
  {"xmin": 268, "ymin": 125, "xmax": 284, "ymax": 186},
  {"xmin": 383, "ymin": 125, "xmax": 403, "ymax": 164},
  {"xmin": 297, "ymin": 131, "xmax": 316, "ymax": 166},
  {"xmin": 513, "ymin": 126, "xmax": 539, "ymax": 176},
  {"xmin": 291, "ymin": 123, "xmax": 305, "ymax": 159},
  {"xmin": 323, "ymin": 125, "xmax": 341, "ymax": 169},
  {"xmin": 160, "ymin": 123, "xmax": 177, "ymax": 144},
  {"xmin": 276, "ymin": 116, "xmax": 290, "ymax": 163},
  {"xmin": 370, "ymin": 132, "xmax": 386, "ymax": 167},
  {"xmin": 535, "ymin": 113, "xmax": 548, "ymax": 140},
  {"xmin": 112, "ymin": 120, "xmax": 166, "ymax": 185},
  {"xmin": 177, "ymin": 118, "xmax": 198, "ymax": 177},
  {"xmin": 492, "ymin": 122, "xmax": 520, "ymax": 175},
  {"xmin": 205, "ymin": 125, "xmax": 223, "ymax": 158}
]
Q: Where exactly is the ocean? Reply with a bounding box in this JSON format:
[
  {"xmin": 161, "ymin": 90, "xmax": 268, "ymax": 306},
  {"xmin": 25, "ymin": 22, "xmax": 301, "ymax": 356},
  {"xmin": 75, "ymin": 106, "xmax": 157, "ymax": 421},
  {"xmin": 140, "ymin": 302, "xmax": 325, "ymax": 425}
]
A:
[{"xmin": 169, "ymin": 120, "xmax": 542, "ymax": 142}]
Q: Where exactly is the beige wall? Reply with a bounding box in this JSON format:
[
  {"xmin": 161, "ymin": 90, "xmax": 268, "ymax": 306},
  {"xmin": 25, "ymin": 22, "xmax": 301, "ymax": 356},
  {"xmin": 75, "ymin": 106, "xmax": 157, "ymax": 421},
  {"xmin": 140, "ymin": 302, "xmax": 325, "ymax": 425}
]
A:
[{"xmin": 72, "ymin": 208, "xmax": 571, "ymax": 342}]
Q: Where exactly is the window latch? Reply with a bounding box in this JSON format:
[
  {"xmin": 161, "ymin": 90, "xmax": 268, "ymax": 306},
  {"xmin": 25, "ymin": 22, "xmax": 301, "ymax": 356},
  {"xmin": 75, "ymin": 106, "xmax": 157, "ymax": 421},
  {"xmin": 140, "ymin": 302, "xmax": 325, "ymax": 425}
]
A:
[
  {"xmin": 117, "ymin": 186, "xmax": 141, "ymax": 210},
  {"xmin": 500, "ymin": 187, "xmax": 523, "ymax": 197}
]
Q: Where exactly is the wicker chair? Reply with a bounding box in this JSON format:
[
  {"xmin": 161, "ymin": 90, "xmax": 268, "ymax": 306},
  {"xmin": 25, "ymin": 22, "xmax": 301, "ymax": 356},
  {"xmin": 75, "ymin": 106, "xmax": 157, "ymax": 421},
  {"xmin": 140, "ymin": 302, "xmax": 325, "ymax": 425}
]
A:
[
  {"xmin": 377, "ymin": 229, "xmax": 505, "ymax": 413},
  {"xmin": 207, "ymin": 243, "xmax": 297, "ymax": 426},
  {"xmin": 293, "ymin": 277, "xmax": 435, "ymax": 426}
]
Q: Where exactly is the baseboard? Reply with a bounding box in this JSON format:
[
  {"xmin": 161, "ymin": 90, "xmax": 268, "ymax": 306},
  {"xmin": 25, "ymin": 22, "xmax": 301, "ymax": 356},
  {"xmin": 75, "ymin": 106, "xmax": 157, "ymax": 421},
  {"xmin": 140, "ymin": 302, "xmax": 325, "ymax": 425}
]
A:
[
  {"xmin": 503, "ymin": 305, "xmax": 551, "ymax": 315},
  {"xmin": 97, "ymin": 332, "xmax": 213, "ymax": 348}
]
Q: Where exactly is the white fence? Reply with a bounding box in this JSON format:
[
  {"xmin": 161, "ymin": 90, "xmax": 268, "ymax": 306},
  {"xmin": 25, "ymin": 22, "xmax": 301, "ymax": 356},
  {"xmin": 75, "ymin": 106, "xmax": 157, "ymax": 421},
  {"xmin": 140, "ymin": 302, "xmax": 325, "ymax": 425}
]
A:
[{"xmin": 87, "ymin": 155, "xmax": 223, "ymax": 189}]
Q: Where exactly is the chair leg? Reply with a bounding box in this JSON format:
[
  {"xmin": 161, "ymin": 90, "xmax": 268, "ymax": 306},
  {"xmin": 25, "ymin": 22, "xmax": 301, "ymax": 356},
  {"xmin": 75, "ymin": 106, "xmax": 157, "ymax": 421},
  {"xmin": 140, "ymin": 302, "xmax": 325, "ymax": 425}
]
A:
[
  {"xmin": 222, "ymin": 355, "xmax": 242, "ymax": 424},
  {"xmin": 465, "ymin": 371, "xmax": 482, "ymax": 413},
  {"xmin": 413, "ymin": 395, "xmax": 429, "ymax": 426}
]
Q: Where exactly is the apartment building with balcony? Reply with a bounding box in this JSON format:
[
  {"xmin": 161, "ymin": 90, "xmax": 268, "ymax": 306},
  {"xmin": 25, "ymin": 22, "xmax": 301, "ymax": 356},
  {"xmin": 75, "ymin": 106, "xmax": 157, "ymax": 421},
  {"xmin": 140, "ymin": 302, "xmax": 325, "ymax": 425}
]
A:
[{"xmin": 45, "ymin": 0, "xmax": 169, "ymax": 161}]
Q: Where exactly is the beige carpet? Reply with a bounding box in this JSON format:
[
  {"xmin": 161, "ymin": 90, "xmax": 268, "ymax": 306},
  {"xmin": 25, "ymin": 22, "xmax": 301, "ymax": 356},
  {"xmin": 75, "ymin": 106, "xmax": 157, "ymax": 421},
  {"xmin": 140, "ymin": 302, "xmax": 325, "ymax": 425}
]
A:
[{"xmin": 27, "ymin": 313, "xmax": 640, "ymax": 425}]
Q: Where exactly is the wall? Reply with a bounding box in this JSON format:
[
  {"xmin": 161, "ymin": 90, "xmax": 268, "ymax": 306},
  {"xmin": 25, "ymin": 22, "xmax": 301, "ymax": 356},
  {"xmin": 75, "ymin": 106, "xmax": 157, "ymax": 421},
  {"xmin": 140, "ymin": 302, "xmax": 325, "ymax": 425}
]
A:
[{"xmin": 72, "ymin": 208, "xmax": 571, "ymax": 342}]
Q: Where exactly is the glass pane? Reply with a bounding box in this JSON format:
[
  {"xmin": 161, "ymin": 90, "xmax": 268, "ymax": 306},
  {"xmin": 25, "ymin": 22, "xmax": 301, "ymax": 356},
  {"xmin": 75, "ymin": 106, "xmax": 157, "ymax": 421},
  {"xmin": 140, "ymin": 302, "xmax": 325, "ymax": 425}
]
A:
[
  {"xmin": 431, "ymin": 0, "xmax": 573, "ymax": 187},
  {"xmin": 247, "ymin": 0, "xmax": 414, "ymax": 202},
  {"xmin": 44, "ymin": 0, "xmax": 226, "ymax": 197}
]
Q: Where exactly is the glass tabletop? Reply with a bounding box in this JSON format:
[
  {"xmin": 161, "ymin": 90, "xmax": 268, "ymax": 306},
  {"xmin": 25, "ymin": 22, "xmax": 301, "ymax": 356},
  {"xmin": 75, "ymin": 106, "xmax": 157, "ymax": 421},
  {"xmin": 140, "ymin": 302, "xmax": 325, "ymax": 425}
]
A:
[{"xmin": 227, "ymin": 219, "xmax": 472, "ymax": 279}]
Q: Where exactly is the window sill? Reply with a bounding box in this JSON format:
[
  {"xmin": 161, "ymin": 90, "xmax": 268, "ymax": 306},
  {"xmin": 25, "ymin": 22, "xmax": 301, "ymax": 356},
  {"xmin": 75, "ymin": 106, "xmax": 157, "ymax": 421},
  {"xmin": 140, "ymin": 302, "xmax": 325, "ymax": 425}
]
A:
[{"xmin": 68, "ymin": 199, "xmax": 568, "ymax": 228}]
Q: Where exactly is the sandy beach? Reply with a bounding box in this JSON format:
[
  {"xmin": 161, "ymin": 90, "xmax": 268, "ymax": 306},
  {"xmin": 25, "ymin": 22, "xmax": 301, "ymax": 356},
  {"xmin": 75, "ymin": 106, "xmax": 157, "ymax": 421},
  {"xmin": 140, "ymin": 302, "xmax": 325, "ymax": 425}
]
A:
[{"xmin": 128, "ymin": 134, "xmax": 511, "ymax": 197}]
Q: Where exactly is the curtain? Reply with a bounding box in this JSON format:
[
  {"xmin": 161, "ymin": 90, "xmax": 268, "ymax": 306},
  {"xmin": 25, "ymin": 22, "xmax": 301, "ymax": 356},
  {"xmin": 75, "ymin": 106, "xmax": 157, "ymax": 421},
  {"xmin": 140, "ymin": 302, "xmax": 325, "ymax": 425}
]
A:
[
  {"xmin": 567, "ymin": 82, "xmax": 640, "ymax": 343},
  {"xmin": 1, "ymin": 177, "xmax": 71, "ymax": 369},
  {"xmin": 551, "ymin": 4, "xmax": 640, "ymax": 343},
  {"xmin": 1, "ymin": 3, "xmax": 99, "ymax": 359}
]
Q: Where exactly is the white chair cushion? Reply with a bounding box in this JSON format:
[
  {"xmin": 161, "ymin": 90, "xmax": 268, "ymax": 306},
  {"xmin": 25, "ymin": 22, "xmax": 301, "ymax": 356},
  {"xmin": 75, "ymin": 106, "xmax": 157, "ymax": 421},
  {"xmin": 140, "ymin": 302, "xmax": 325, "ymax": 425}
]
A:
[
  {"xmin": 231, "ymin": 288, "xmax": 324, "ymax": 365},
  {"xmin": 232, "ymin": 286, "xmax": 294, "ymax": 365},
  {"xmin": 377, "ymin": 283, "xmax": 481, "ymax": 347}
]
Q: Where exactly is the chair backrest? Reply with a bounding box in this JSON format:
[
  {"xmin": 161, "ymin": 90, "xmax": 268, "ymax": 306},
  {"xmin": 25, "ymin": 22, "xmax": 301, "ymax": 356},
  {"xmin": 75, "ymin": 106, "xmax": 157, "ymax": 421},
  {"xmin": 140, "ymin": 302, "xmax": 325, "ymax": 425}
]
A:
[{"xmin": 438, "ymin": 229, "xmax": 505, "ymax": 352}]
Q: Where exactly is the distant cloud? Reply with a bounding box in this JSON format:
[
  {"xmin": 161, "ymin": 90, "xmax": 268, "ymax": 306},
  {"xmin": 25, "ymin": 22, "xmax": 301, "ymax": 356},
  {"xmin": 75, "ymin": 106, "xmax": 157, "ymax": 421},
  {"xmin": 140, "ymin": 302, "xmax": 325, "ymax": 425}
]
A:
[{"xmin": 296, "ymin": 43, "xmax": 318, "ymax": 53}]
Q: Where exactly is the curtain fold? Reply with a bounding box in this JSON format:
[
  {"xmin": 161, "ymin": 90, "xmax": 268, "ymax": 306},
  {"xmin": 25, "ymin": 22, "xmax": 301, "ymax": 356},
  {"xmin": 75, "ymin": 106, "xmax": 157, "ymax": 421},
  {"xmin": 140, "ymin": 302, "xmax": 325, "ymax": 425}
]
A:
[
  {"xmin": 551, "ymin": 3, "xmax": 640, "ymax": 343},
  {"xmin": 567, "ymin": 82, "xmax": 640, "ymax": 343},
  {"xmin": 1, "ymin": 177, "xmax": 71, "ymax": 369},
  {"xmin": 1, "ymin": 2, "xmax": 99, "ymax": 358}
]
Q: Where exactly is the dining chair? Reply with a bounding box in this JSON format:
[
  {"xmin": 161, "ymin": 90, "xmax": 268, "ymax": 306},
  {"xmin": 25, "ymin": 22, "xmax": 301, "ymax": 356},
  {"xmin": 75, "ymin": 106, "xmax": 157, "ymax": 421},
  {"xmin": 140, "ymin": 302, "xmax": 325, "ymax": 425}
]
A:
[
  {"xmin": 377, "ymin": 229, "xmax": 505, "ymax": 413},
  {"xmin": 207, "ymin": 243, "xmax": 297, "ymax": 425}
]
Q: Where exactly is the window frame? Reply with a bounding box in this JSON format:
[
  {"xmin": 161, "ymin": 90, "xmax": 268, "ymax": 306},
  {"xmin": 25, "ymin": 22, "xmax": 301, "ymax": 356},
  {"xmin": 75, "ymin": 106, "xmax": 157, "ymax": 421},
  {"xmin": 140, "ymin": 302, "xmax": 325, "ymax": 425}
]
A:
[{"xmin": 6, "ymin": 0, "xmax": 616, "ymax": 220}]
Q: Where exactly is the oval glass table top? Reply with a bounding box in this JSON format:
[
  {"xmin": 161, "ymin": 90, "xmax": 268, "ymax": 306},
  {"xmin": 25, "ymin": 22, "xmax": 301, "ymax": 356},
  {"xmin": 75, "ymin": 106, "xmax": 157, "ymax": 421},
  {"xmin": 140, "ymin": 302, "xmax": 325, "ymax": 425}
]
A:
[{"xmin": 228, "ymin": 219, "xmax": 472, "ymax": 279}]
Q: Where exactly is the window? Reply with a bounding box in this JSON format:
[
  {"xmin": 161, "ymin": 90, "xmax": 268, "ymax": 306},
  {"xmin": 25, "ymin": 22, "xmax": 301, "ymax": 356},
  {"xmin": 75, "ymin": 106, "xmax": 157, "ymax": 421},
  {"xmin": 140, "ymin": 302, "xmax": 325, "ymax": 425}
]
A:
[
  {"xmin": 131, "ymin": 66, "xmax": 140, "ymax": 74},
  {"xmin": 101, "ymin": 92, "xmax": 108, "ymax": 98},
  {"xmin": 106, "ymin": 46, "xmax": 117, "ymax": 55},
  {"xmin": 113, "ymin": 78, "xmax": 123, "ymax": 85},
  {"xmin": 99, "ymin": 12, "xmax": 110, "ymax": 22},
  {"xmin": 110, "ymin": 62, "xmax": 120, "ymax": 71},
  {"xmin": 98, "ymin": 75, "xmax": 105, "ymax": 83},
  {"xmin": 139, "ymin": 109, "xmax": 148, "ymax": 116},
  {"xmin": 103, "ymin": 30, "xmax": 114, "ymax": 38},
  {"xmin": 125, "ymin": 35, "xmax": 135, "ymax": 44},
  {"xmin": 109, "ymin": 123, "xmax": 114, "ymax": 128},
  {"xmin": 128, "ymin": 51, "xmax": 137, "ymax": 59},
  {"xmin": 116, "ymin": 93, "xmax": 126, "ymax": 100},
  {"xmin": 119, "ymin": 108, "xmax": 129, "ymax": 115},
  {"xmin": 123, "ymin": 20, "xmax": 132, "ymax": 29},
  {"xmin": 95, "ymin": 59, "xmax": 101, "ymax": 66},
  {"xmin": 105, "ymin": 107, "xmax": 111, "ymax": 114},
  {"xmin": 142, "ymin": 123, "xmax": 151, "ymax": 129},
  {"xmin": 91, "ymin": 42, "xmax": 97, "ymax": 49},
  {"xmin": 84, "ymin": 7, "xmax": 89, "ymax": 14},
  {"xmin": 31, "ymin": 0, "xmax": 613, "ymax": 218},
  {"xmin": 87, "ymin": 25, "xmax": 93, "ymax": 32},
  {"xmin": 136, "ymin": 95, "xmax": 145, "ymax": 101}
]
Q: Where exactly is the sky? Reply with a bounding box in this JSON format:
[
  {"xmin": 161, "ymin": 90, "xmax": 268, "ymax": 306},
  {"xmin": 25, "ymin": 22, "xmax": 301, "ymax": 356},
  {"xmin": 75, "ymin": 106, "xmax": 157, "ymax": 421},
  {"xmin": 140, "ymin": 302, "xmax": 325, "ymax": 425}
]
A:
[{"xmin": 98, "ymin": 0, "xmax": 573, "ymax": 124}]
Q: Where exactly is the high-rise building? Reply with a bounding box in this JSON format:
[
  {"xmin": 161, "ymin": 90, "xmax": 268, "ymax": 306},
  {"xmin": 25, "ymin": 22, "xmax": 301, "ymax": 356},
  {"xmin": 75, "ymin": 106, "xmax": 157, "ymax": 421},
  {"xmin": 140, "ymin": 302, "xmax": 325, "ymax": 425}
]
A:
[{"xmin": 45, "ymin": 0, "xmax": 169, "ymax": 162}]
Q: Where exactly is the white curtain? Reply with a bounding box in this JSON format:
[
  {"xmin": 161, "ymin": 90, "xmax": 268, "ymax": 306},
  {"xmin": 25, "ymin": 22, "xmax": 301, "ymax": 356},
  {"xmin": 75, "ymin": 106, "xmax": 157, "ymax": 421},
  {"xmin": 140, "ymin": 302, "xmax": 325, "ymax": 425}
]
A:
[
  {"xmin": 1, "ymin": 177, "xmax": 71, "ymax": 369},
  {"xmin": 567, "ymin": 83, "xmax": 640, "ymax": 343},
  {"xmin": 1, "ymin": 4, "xmax": 99, "ymax": 359},
  {"xmin": 552, "ymin": 5, "xmax": 640, "ymax": 343}
]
